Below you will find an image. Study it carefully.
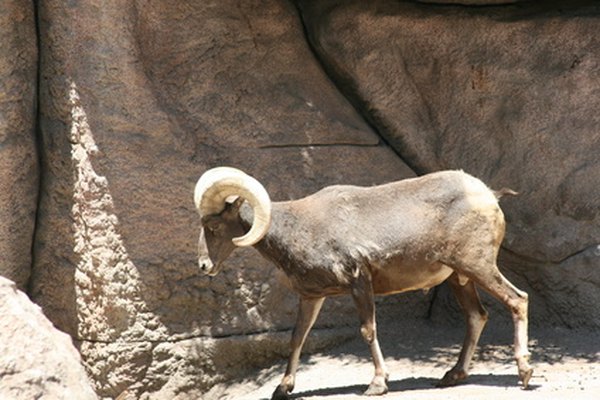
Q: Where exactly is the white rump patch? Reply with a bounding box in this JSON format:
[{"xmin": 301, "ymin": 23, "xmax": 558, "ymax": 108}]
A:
[{"xmin": 461, "ymin": 173, "xmax": 498, "ymax": 210}]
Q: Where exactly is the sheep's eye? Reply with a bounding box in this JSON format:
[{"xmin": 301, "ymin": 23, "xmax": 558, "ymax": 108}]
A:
[{"xmin": 206, "ymin": 222, "xmax": 222, "ymax": 235}]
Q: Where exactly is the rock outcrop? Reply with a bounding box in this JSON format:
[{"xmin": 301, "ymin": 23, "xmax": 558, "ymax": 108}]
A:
[{"xmin": 0, "ymin": 276, "xmax": 97, "ymax": 399}]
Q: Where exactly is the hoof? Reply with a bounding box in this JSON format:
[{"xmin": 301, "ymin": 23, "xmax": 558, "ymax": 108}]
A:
[
  {"xmin": 364, "ymin": 376, "xmax": 388, "ymax": 396},
  {"xmin": 271, "ymin": 385, "xmax": 290, "ymax": 400},
  {"xmin": 517, "ymin": 356, "xmax": 533, "ymax": 389},
  {"xmin": 437, "ymin": 369, "xmax": 468, "ymax": 387},
  {"xmin": 519, "ymin": 367, "xmax": 534, "ymax": 389}
]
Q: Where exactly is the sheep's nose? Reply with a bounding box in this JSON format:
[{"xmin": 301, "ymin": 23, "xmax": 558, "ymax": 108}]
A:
[{"xmin": 199, "ymin": 258, "xmax": 213, "ymax": 274}]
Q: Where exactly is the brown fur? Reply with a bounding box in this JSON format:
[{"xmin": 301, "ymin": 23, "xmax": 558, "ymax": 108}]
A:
[{"xmin": 197, "ymin": 170, "xmax": 533, "ymax": 399}]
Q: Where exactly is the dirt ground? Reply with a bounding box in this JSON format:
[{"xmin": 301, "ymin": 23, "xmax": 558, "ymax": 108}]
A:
[{"xmin": 205, "ymin": 320, "xmax": 599, "ymax": 400}]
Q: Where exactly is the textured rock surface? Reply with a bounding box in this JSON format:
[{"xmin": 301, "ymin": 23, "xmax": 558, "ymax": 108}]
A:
[
  {"xmin": 0, "ymin": 276, "xmax": 97, "ymax": 399},
  {"xmin": 0, "ymin": 0, "xmax": 596, "ymax": 398},
  {"xmin": 30, "ymin": 0, "xmax": 416, "ymax": 397},
  {"xmin": 296, "ymin": 0, "xmax": 600, "ymax": 328},
  {"xmin": 0, "ymin": 0, "xmax": 38, "ymax": 290},
  {"xmin": 81, "ymin": 327, "xmax": 355, "ymax": 400}
]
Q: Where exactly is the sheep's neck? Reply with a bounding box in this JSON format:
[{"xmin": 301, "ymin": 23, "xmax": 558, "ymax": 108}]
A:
[{"xmin": 239, "ymin": 203, "xmax": 292, "ymax": 268}]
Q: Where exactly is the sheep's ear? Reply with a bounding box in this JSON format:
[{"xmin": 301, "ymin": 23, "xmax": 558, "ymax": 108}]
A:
[
  {"xmin": 231, "ymin": 196, "xmax": 244, "ymax": 211},
  {"xmin": 224, "ymin": 196, "xmax": 244, "ymax": 215}
]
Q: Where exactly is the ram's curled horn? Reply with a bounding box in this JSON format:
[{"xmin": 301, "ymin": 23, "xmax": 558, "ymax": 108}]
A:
[{"xmin": 194, "ymin": 166, "xmax": 272, "ymax": 247}]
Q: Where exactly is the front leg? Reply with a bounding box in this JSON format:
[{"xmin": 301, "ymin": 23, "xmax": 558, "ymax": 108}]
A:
[
  {"xmin": 272, "ymin": 296, "xmax": 325, "ymax": 400},
  {"xmin": 351, "ymin": 269, "xmax": 389, "ymax": 396}
]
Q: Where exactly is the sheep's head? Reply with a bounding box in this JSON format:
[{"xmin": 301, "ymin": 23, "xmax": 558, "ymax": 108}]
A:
[{"xmin": 194, "ymin": 167, "xmax": 271, "ymax": 276}]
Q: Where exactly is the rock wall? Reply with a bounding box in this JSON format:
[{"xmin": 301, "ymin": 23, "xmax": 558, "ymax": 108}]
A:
[
  {"xmin": 0, "ymin": 0, "xmax": 597, "ymax": 398},
  {"xmin": 29, "ymin": 0, "xmax": 416, "ymax": 397},
  {"xmin": 295, "ymin": 0, "xmax": 600, "ymax": 327},
  {"xmin": 0, "ymin": 0, "xmax": 38, "ymax": 291}
]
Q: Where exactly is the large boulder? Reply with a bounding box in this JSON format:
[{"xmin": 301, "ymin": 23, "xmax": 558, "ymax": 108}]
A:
[
  {"xmin": 0, "ymin": 0, "xmax": 38, "ymax": 290},
  {"xmin": 296, "ymin": 0, "xmax": 600, "ymax": 328},
  {"xmin": 30, "ymin": 0, "xmax": 416, "ymax": 397},
  {"xmin": 0, "ymin": 276, "xmax": 97, "ymax": 399}
]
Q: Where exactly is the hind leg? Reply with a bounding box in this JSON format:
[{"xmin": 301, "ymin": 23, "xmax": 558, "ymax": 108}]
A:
[
  {"xmin": 438, "ymin": 273, "xmax": 489, "ymax": 387},
  {"xmin": 464, "ymin": 265, "xmax": 533, "ymax": 388}
]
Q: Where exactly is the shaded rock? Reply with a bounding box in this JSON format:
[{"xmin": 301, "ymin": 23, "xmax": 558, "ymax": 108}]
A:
[
  {"xmin": 296, "ymin": 0, "xmax": 600, "ymax": 326},
  {"xmin": 431, "ymin": 245, "xmax": 600, "ymax": 329},
  {"xmin": 0, "ymin": 276, "xmax": 97, "ymax": 399},
  {"xmin": 503, "ymin": 245, "xmax": 600, "ymax": 329},
  {"xmin": 0, "ymin": 0, "xmax": 39, "ymax": 290}
]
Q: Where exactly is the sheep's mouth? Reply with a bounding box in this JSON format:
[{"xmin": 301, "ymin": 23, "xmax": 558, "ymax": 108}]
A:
[{"xmin": 207, "ymin": 262, "xmax": 224, "ymax": 277}]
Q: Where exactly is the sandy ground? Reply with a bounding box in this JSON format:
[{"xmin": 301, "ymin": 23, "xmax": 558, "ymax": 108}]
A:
[{"xmin": 206, "ymin": 320, "xmax": 599, "ymax": 400}]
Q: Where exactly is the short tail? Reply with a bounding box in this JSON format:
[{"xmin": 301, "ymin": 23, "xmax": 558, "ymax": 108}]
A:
[{"xmin": 494, "ymin": 187, "xmax": 519, "ymax": 199}]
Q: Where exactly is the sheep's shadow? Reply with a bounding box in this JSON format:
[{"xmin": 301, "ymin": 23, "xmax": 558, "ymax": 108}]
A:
[
  {"xmin": 290, "ymin": 377, "xmax": 436, "ymax": 398},
  {"xmin": 287, "ymin": 374, "xmax": 539, "ymax": 399}
]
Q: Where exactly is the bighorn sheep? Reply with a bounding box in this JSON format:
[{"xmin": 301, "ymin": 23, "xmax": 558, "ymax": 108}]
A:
[{"xmin": 194, "ymin": 167, "xmax": 533, "ymax": 399}]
